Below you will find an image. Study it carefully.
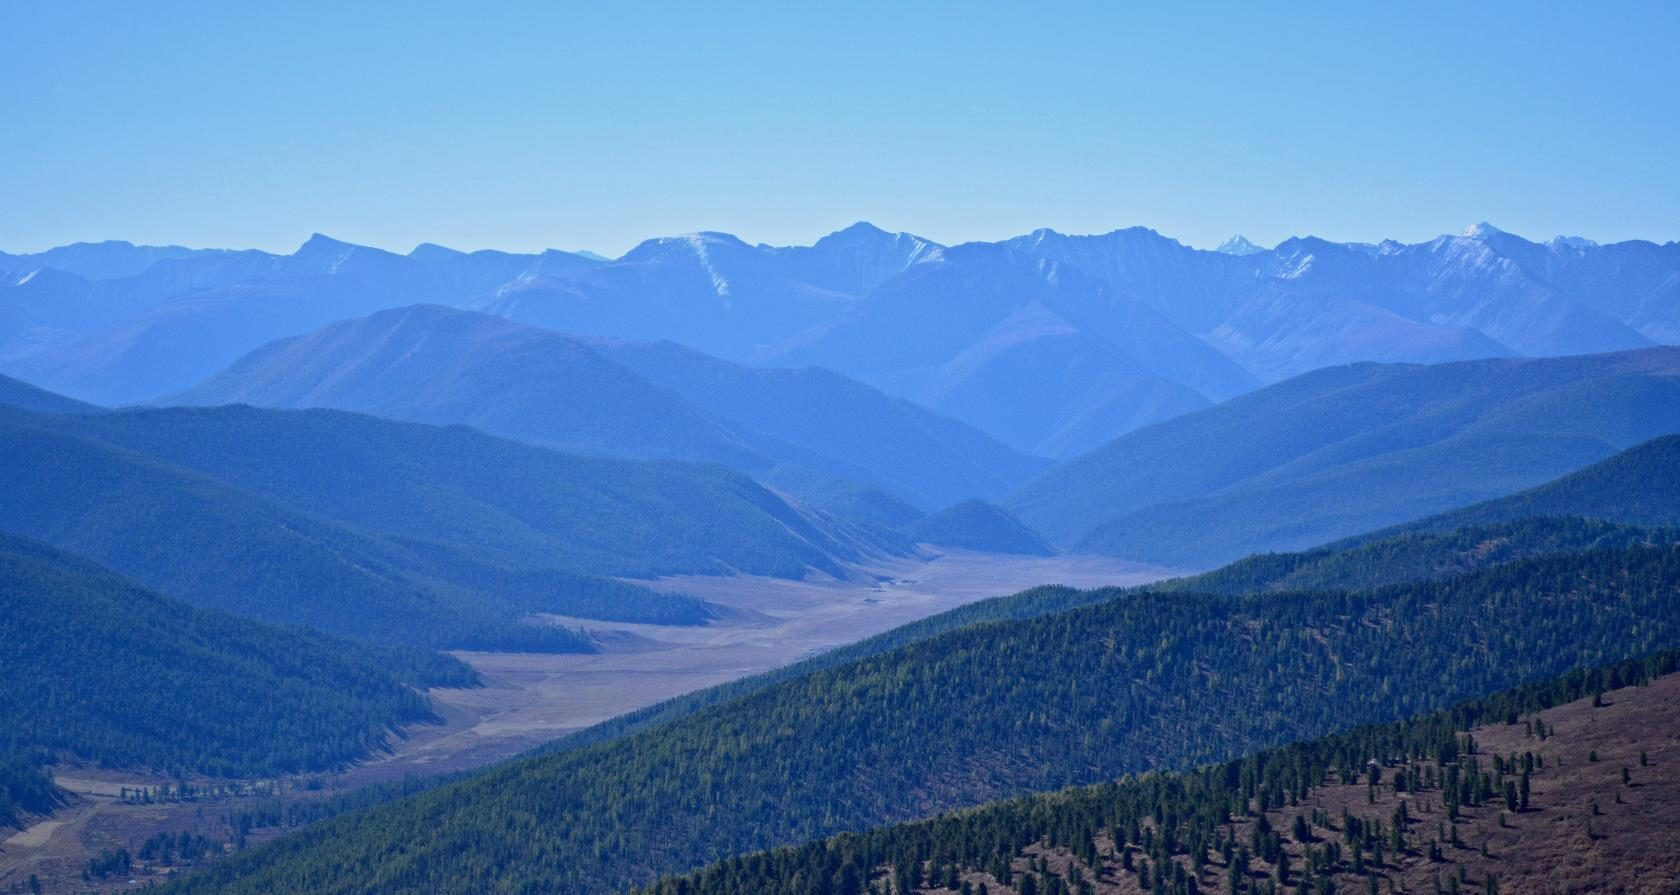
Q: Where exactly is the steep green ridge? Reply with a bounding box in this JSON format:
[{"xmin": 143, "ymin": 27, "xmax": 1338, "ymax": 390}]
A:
[
  {"xmin": 20, "ymin": 404, "xmax": 901, "ymax": 578},
  {"xmin": 903, "ymin": 500, "xmax": 1053, "ymax": 555},
  {"xmin": 1367, "ymin": 433, "xmax": 1680, "ymax": 539},
  {"xmin": 166, "ymin": 545, "xmax": 1680, "ymax": 894},
  {"xmin": 0, "ymin": 534, "xmax": 473, "ymax": 778},
  {"xmin": 0, "ymin": 416, "xmax": 595, "ymax": 650},
  {"xmin": 1008, "ymin": 348, "xmax": 1680, "ymax": 567},
  {"xmin": 0, "ymin": 401, "xmax": 896, "ymax": 647},
  {"xmin": 644, "ymin": 648, "xmax": 1680, "ymax": 895},
  {"xmin": 1169, "ymin": 516, "xmax": 1678, "ymax": 596}
]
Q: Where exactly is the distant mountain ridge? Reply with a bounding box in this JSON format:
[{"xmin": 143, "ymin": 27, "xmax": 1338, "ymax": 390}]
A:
[
  {"xmin": 171, "ymin": 304, "xmax": 1046, "ymax": 510},
  {"xmin": 4, "ymin": 222, "xmax": 1676, "ymax": 454}
]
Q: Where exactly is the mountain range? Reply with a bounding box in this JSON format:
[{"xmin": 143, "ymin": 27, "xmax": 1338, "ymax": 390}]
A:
[
  {"xmin": 168, "ymin": 304, "xmax": 1045, "ymax": 511},
  {"xmin": 1008, "ymin": 347, "xmax": 1680, "ymax": 567},
  {"xmin": 6, "ymin": 222, "xmax": 1676, "ymax": 458},
  {"xmin": 0, "ymin": 385, "xmax": 905, "ymax": 649}
]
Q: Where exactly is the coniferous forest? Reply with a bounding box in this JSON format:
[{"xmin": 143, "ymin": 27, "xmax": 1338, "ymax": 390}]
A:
[{"xmin": 166, "ymin": 544, "xmax": 1680, "ymax": 893}]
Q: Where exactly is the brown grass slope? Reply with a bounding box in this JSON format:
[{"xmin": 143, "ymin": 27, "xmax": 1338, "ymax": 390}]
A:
[{"xmin": 903, "ymin": 674, "xmax": 1680, "ymax": 895}]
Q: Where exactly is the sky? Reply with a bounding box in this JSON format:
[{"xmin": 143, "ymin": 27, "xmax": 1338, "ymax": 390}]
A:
[{"xmin": 3, "ymin": 1, "xmax": 1677, "ymax": 257}]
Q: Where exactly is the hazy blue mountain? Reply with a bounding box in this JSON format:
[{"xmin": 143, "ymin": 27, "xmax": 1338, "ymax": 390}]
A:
[
  {"xmin": 0, "ymin": 371, "xmax": 100, "ymax": 415},
  {"xmin": 1009, "ymin": 347, "xmax": 1680, "ymax": 566},
  {"xmin": 766, "ymin": 242, "xmax": 1256, "ymax": 457},
  {"xmin": 1006, "ymin": 224, "xmax": 1675, "ymax": 382},
  {"xmin": 901, "ymin": 500, "xmax": 1053, "ymax": 556},
  {"xmin": 760, "ymin": 221, "xmax": 943, "ymax": 295},
  {"xmin": 8, "ymin": 222, "xmax": 1676, "ymax": 434},
  {"xmin": 473, "ymin": 231, "xmax": 857, "ymax": 360},
  {"xmin": 175, "ymin": 305, "xmax": 1043, "ymax": 509},
  {"xmin": 169, "ymin": 304, "xmax": 765, "ymax": 468},
  {"xmin": 592, "ymin": 334, "xmax": 1048, "ymax": 506},
  {"xmin": 1200, "ymin": 277, "xmax": 1516, "ymax": 381},
  {"xmin": 0, "ymin": 235, "xmax": 602, "ymax": 404},
  {"xmin": 0, "ymin": 240, "xmax": 221, "ymax": 280}
]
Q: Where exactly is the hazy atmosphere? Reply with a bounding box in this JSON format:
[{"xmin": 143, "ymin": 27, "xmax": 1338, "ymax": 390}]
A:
[
  {"xmin": 4, "ymin": 2, "xmax": 1678, "ymax": 254},
  {"xmin": 3, "ymin": 4, "xmax": 1680, "ymax": 895}
]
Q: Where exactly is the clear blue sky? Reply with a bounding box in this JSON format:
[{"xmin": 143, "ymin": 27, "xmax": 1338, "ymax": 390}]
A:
[{"xmin": 3, "ymin": 1, "xmax": 1676, "ymax": 256}]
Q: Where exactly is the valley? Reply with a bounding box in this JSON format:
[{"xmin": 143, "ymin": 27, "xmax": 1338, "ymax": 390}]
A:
[
  {"xmin": 7, "ymin": 9, "xmax": 1677, "ymax": 895},
  {"xmin": 0, "ymin": 549, "xmax": 1168, "ymax": 893}
]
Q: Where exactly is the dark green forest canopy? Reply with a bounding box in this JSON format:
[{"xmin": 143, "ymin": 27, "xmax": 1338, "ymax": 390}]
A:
[
  {"xmin": 1167, "ymin": 516, "xmax": 1679, "ymax": 596},
  {"xmin": 643, "ymin": 648, "xmax": 1680, "ymax": 895},
  {"xmin": 0, "ymin": 406, "xmax": 732, "ymax": 650},
  {"xmin": 166, "ymin": 544, "xmax": 1680, "ymax": 894},
  {"xmin": 1355, "ymin": 433, "xmax": 1680, "ymax": 540},
  {"xmin": 0, "ymin": 534, "xmax": 473, "ymax": 778}
]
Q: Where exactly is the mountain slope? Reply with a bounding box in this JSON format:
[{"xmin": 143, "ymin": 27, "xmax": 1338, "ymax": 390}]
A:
[
  {"xmin": 174, "ymin": 305, "xmax": 1045, "ymax": 510},
  {"xmin": 1009, "ymin": 348, "xmax": 1680, "ymax": 565},
  {"xmin": 0, "ymin": 240, "xmax": 219, "ymax": 280},
  {"xmin": 1005, "ymin": 225, "xmax": 1673, "ymax": 382},
  {"xmin": 1376, "ymin": 433, "xmax": 1680, "ymax": 537},
  {"xmin": 646, "ymin": 651, "xmax": 1680, "ymax": 895},
  {"xmin": 0, "ymin": 236, "xmax": 603, "ymax": 404},
  {"xmin": 0, "ymin": 371, "xmax": 100, "ymax": 415},
  {"xmin": 164, "ymin": 545, "xmax": 1680, "ymax": 894},
  {"xmin": 902, "ymin": 500, "xmax": 1053, "ymax": 556},
  {"xmin": 0, "ymin": 412, "xmax": 596, "ymax": 650},
  {"xmin": 22, "ymin": 403, "xmax": 905, "ymax": 577},
  {"xmin": 0, "ymin": 403, "xmax": 887, "ymax": 648},
  {"xmin": 593, "ymin": 336, "xmax": 1048, "ymax": 506},
  {"xmin": 1172, "ymin": 515, "xmax": 1678, "ymax": 596},
  {"xmin": 168, "ymin": 304, "xmax": 764, "ymax": 468},
  {"xmin": 473, "ymin": 231, "xmax": 856, "ymax": 360},
  {"xmin": 768, "ymin": 242, "xmax": 1257, "ymax": 457},
  {"xmin": 0, "ymin": 534, "xmax": 472, "ymax": 777}
]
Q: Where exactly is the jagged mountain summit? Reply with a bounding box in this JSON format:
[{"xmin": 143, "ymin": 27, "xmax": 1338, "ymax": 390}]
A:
[{"xmin": 4, "ymin": 221, "xmax": 1677, "ymax": 457}]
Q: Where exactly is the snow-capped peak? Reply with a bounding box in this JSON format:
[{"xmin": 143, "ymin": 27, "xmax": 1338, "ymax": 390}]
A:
[
  {"xmin": 1461, "ymin": 222, "xmax": 1507, "ymax": 240},
  {"xmin": 1215, "ymin": 235, "xmax": 1266, "ymax": 256}
]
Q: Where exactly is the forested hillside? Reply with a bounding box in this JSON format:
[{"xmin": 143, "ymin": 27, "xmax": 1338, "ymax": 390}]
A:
[
  {"xmin": 166, "ymin": 545, "xmax": 1680, "ymax": 894},
  {"xmin": 0, "ymin": 534, "xmax": 473, "ymax": 781},
  {"xmin": 1373, "ymin": 434, "xmax": 1680, "ymax": 538},
  {"xmin": 1008, "ymin": 348, "xmax": 1680, "ymax": 566},
  {"xmin": 645, "ymin": 649, "xmax": 1680, "ymax": 895},
  {"xmin": 1171, "ymin": 516, "xmax": 1677, "ymax": 596},
  {"xmin": 0, "ymin": 413, "xmax": 597, "ymax": 650},
  {"xmin": 19, "ymin": 403, "xmax": 903, "ymax": 577},
  {"xmin": 0, "ymin": 400, "xmax": 898, "ymax": 650}
]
